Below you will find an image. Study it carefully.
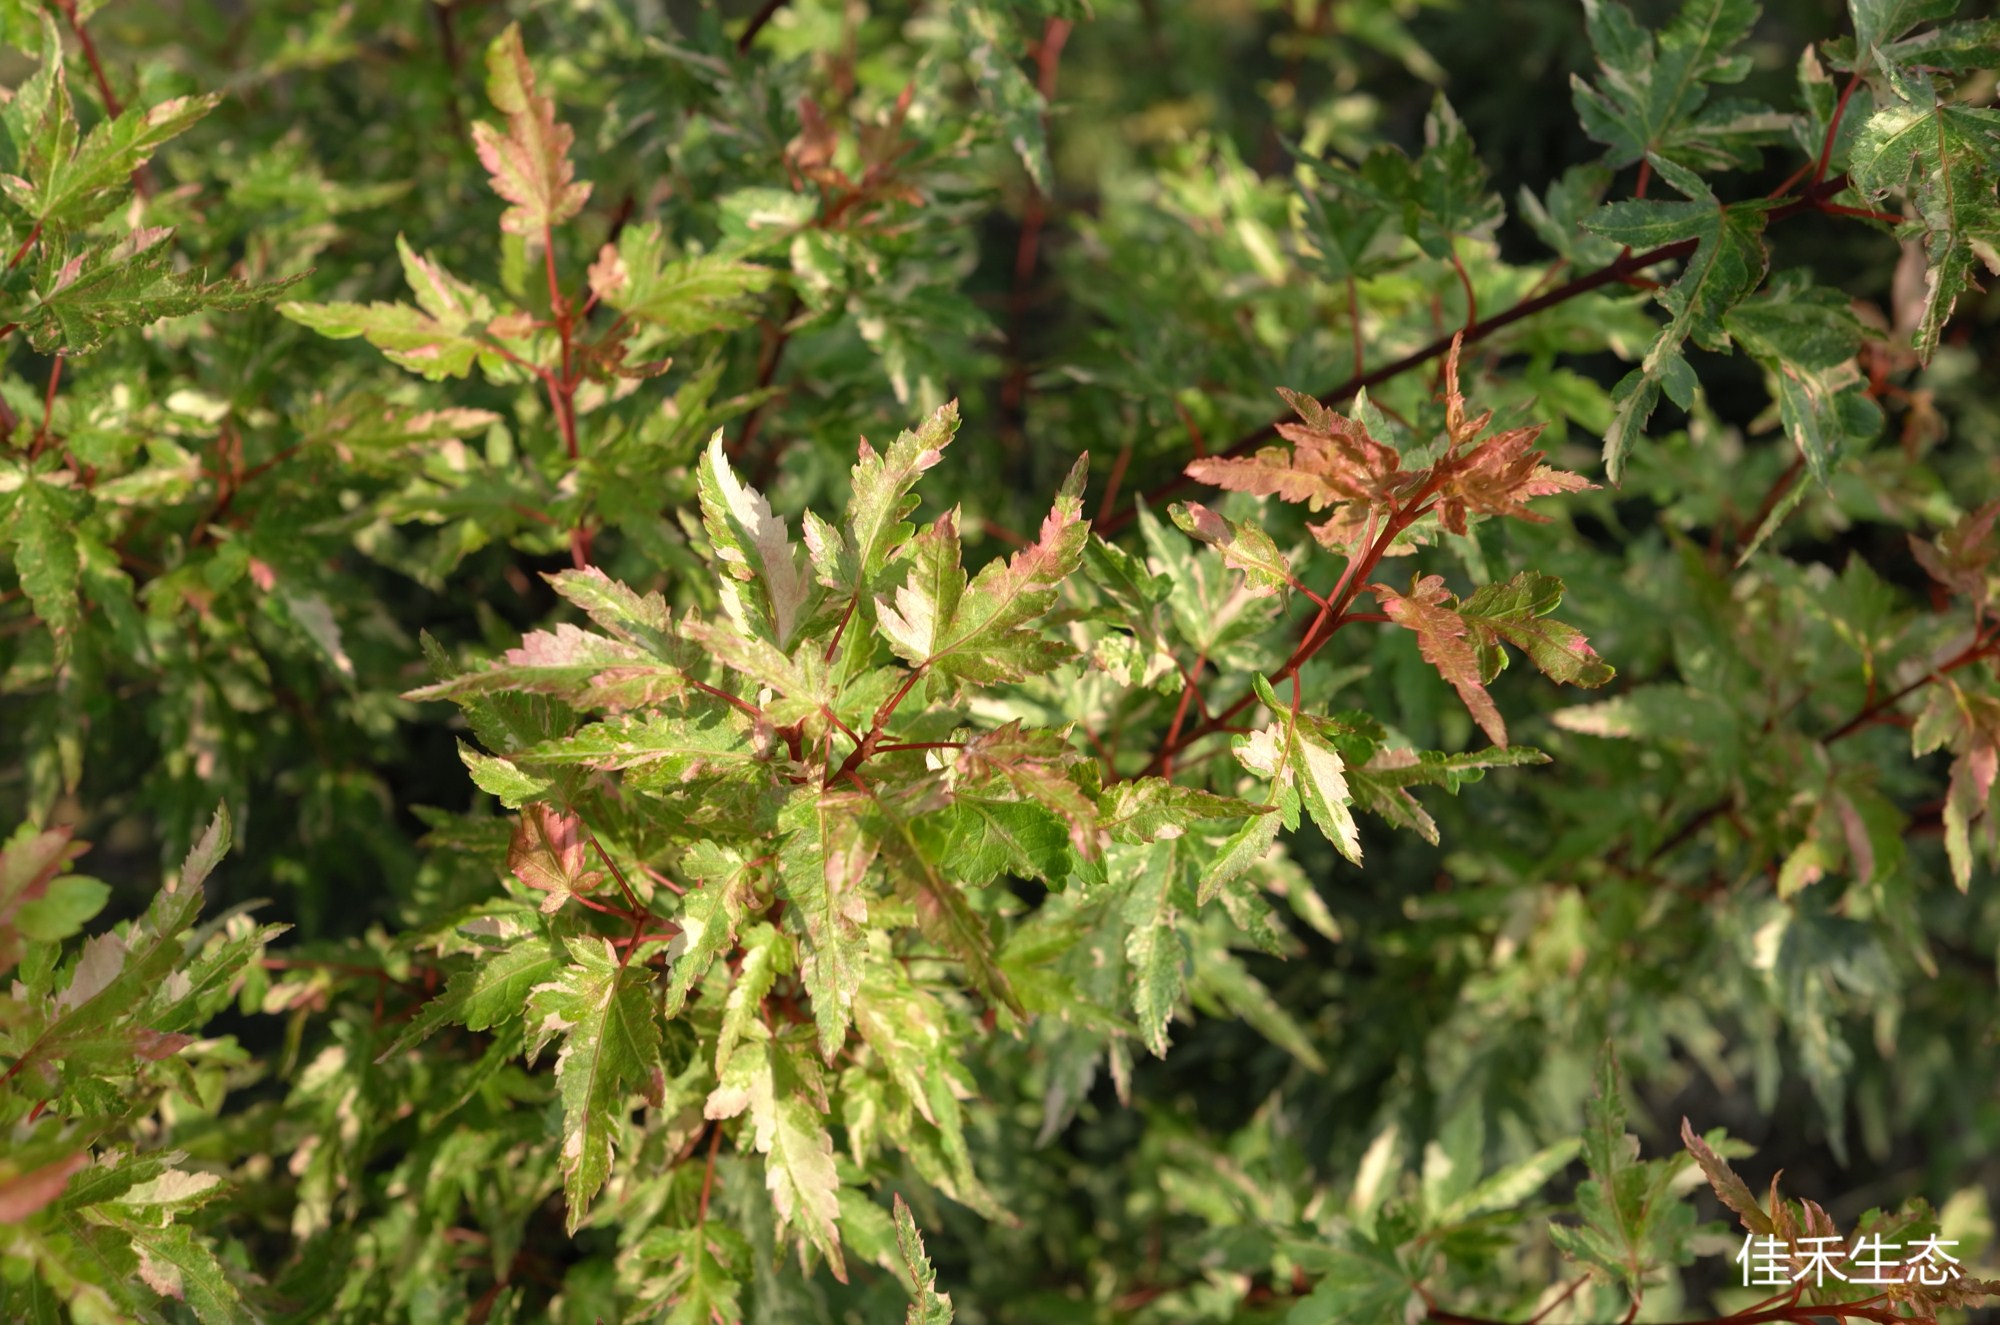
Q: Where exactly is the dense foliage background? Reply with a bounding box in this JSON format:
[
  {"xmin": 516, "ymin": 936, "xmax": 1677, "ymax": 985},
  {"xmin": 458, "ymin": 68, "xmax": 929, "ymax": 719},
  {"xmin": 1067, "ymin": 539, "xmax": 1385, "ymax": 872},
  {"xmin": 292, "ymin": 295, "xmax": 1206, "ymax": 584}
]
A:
[{"xmin": 2, "ymin": 0, "xmax": 1998, "ymax": 1320}]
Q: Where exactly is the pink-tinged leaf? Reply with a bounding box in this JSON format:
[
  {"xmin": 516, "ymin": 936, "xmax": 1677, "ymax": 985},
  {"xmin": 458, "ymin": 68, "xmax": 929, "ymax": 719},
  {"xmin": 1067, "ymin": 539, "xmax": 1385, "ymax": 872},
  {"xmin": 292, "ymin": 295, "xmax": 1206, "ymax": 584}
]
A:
[
  {"xmin": 1186, "ymin": 388, "xmax": 1404, "ymax": 515},
  {"xmin": 1372, "ymin": 574, "xmax": 1508, "ymax": 747},
  {"xmin": 131, "ymin": 1028, "xmax": 197, "ymax": 1061},
  {"xmin": 0, "ymin": 1153, "xmax": 88, "ymax": 1223},
  {"xmin": 698, "ymin": 432, "xmax": 817, "ymax": 645},
  {"xmin": 879, "ymin": 456, "xmax": 1088, "ymax": 683},
  {"xmin": 56, "ymin": 931, "xmax": 128, "ymax": 1011},
  {"xmin": 1169, "ymin": 502, "xmax": 1292, "ymax": 598},
  {"xmin": 1431, "ymin": 337, "xmax": 1596, "ymax": 533},
  {"xmin": 1457, "ymin": 572, "xmax": 1615, "ymax": 688},
  {"xmin": 1, "ymin": 825, "xmax": 87, "ymax": 952},
  {"xmin": 1910, "ymin": 500, "xmax": 2000, "ymax": 608},
  {"xmin": 472, "ymin": 23, "xmax": 591, "ymax": 237},
  {"xmin": 1680, "ymin": 1118, "xmax": 1774, "ymax": 1235},
  {"xmin": 508, "ymin": 805, "xmax": 607, "ymax": 915}
]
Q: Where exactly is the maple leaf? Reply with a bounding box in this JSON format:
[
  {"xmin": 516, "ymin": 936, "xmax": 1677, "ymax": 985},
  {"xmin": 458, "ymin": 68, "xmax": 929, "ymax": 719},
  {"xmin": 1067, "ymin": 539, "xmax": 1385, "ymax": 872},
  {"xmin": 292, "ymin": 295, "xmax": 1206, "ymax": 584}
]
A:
[
  {"xmin": 1346, "ymin": 746, "xmax": 1551, "ymax": 845},
  {"xmin": 778, "ymin": 788, "xmax": 873, "ymax": 1060},
  {"xmin": 1169, "ymin": 502, "xmax": 1293, "ymax": 597},
  {"xmin": 507, "ymin": 804, "xmax": 607, "ymax": 915},
  {"xmin": 1569, "ymin": 0, "xmax": 1783, "ymax": 173},
  {"xmin": 281, "ymin": 237, "xmax": 508, "ymax": 382},
  {"xmin": 1431, "ymin": 340, "xmax": 1597, "ymax": 534},
  {"xmin": 0, "ymin": 18, "xmax": 222, "ymax": 230},
  {"xmin": 0, "ymin": 822, "xmax": 91, "ymax": 972},
  {"xmin": 526, "ymin": 936, "xmax": 664, "ymax": 1231},
  {"xmin": 699, "ymin": 432, "xmax": 818, "ymax": 646},
  {"xmin": 23, "ymin": 227, "xmax": 298, "ymax": 355},
  {"xmin": 5, "ymin": 475, "xmax": 83, "ymax": 666},
  {"xmin": 1459, "ymin": 572, "xmax": 1618, "ymax": 689},
  {"xmin": 703, "ymin": 1038, "xmax": 847, "ymax": 1282},
  {"xmin": 1908, "ymin": 500, "xmax": 1999, "ymax": 609},
  {"xmin": 1850, "ymin": 64, "xmax": 2000, "ymax": 362},
  {"xmin": 950, "ymin": 721, "xmax": 1098, "ymax": 857},
  {"xmin": 1584, "ymin": 160, "xmax": 1772, "ymax": 477},
  {"xmin": 471, "ymin": 24, "xmax": 591, "ymax": 237},
  {"xmin": 875, "ymin": 457, "xmax": 1089, "ymax": 684},
  {"xmin": 587, "ymin": 222, "xmax": 775, "ymax": 340},
  {"xmin": 895, "ymin": 1195, "xmax": 956, "ymax": 1324},
  {"xmin": 1374, "ymin": 574, "xmax": 1508, "ymax": 745},
  {"xmin": 1236, "ymin": 676, "xmax": 1363, "ymax": 865},
  {"xmin": 1184, "ymin": 388, "xmax": 1407, "ymax": 533},
  {"xmin": 1912, "ymin": 685, "xmax": 2000, "ymax": 891},
  {"xmin": 664, "ymin": 844, "xmax": 763, "ymax": 1018},
  {"xmin": 1372, "ymin": 572, "xmax": 1612, "ymax": 747}
]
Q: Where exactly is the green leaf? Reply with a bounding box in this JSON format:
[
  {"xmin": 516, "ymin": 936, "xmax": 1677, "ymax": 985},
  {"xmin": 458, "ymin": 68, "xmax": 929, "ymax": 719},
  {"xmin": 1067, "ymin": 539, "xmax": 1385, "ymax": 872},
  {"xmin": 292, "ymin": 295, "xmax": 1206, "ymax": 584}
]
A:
[
  {"xmin": 716, "ymin": 922, "xmax": 786, "ymax": 1078},
  {"xmin": 0, "ymin": 29, "xmax": 219, "ymax": 231},
  {"xmin": 472, "ymin": 23, "xmax": 590, "ymax": 236},
  {"xmin": 588, "ymin": 223, "xmax": 775, "ymax": 340},
  {"xmin": 894, "ymin": 1195, "xmax": 955, "ymax": 1324},
  {"xmin": 123, "ymin": 1222, "xmax": 253, "ymax": 1325},
  {"xmin": 1458, "ymin": 571, "xmax": 1619, "ymax": 688},
  {"xmin": 876, "ymin": 456, "xmax": 1089, "ymax": 683},
  {"xmin": 22, "ymin": 229, "xmax": 297, "ymax": 354},
  {"xmin": 1096, "ymin": 778, "xmax": 1267, "ymax": 846},
  {"xmin": 953, "ymin": 0, "xmax": 1051, "ymax": 191},
  {"xmin": 1406, "ymin": 93, "xmax": 1505, "ymax": 258},
  {"xmin": 1548, "ymin": 1048, "xmax": 1700, "ymax": 1303},
  {"xmin": 1570, "ymin": 0, "xmax": 1779, "ymax": 172},
  {"xmin": 1239, "ymin": 677, "xmax": 1365, "ymax": 864},
  {"xmin": 1585, "ymin": 182, "xmax": 1770, "ymax": 477},
  {"xmin": 517, "ymin": 712, "xmax": 768, "ymax": 788},
  {"xmin": 1169, "ymin": 501, "xmax": 1292, "ymax": 598},
  {"xmin": 704, "ymin": 1039, "xmax": 847, "ymax": 1282},
  {"xmin": 379, "ymin": 935, "xmax": 564, "ymax": 1059},
  {"xmin": 524, "ymin": 936, "xmax": 664, "ymax": 1230},
  {"xmin": 458, "ymin": 744, "xmax": 552, "ymax": 808},
  {"xmin": 1347, "ymin": 746, "xmax": 1551, "ymax": 845},
  {"xmin": 834, "ymin": 403, "xmax": 957, "ymax": 596},
  {"xmin": 877, "ymin": 798, "xmax": 1019, "ymax": 1015},
  {"xmin": 1287, "ymin": 1241, "xmax": 1419, "ymax": 1325},
  {"xmin": 640, "ymin": 1224, "xmax": 748, "ymax": 1325},
  {"xmin": 1848, "ymin": 0, "xmax": 1957, "ymax": 56},
  {"xmin": 11, "ymin": 874, "xmax": 109, "ymax": 942},
  {"xmin": 1724, "ymin": 281, "xmax": 1881, "ymax": 481},
  {"xmin": 665, "ymin": 844, "xmax": 762, "ymax": 1019},
  {"xmin": 1849, "ymin": 71, "xmax": 2000, "ymax": 361},
  {"xmin": 6, "ymin": 475, "xmax": 81, "ymax": 662},
  {"xmin": 1123, "ymin": 838, "xmax": 1190, "ymax": 1058},
  {"xmin": 777, "ymin": 787, "xmax": 872, "ymax": 1061},
  {"xmin": 280, "ymin": 237, "xmax": 506, "ymax": 381},
  {"xmin": 1431, "ymin": 1140, "xmax": 1581, "ymax": 1226}
]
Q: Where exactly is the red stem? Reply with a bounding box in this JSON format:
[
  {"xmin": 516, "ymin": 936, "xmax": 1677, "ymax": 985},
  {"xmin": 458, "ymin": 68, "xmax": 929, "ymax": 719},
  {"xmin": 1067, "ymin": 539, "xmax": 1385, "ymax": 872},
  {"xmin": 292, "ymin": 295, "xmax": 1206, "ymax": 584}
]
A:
[
  {"xmin": 8, "ymin": 220, "xmax": 44, "ymax": 272},
  {"xmin": 1813, "ymin": 71, "xmax": 1863, "ymax": 186}
]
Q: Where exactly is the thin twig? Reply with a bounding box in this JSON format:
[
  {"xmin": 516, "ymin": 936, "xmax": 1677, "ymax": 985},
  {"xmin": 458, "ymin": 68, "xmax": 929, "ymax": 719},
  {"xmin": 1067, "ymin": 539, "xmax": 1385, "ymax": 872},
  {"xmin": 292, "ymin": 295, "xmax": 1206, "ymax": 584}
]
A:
[{"xmin": 736, "ymin": 0, "xmax": 791, "ymax": 53}]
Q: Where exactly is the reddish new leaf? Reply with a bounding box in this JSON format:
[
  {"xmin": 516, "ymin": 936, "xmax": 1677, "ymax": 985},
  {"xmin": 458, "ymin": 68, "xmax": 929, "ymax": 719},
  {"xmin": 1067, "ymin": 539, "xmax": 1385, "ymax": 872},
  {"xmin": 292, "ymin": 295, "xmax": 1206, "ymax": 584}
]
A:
[
  {"xmin": 1910, "ymin": 500, "xmax": 2000, "ymax": 609},
  {"xmin": 0, "ymin": 1153, "xmax": 88, "ymax": 1224},
  {"xmin": 1186, "ymin": 387, "xmax": 1405, "ymax": 518},
  {"xmin": 1433, "ymin": 338, "xmax": 1596, "ymax": 534},
  {"xmin": 509, "ymin": 805, "xmax": 607, "ymax": 915},
  {"xmin": 1373, "ymin": 574, "xmax": 1508, "ymax": 746},
  {"xmin": 472, "ymin": 24, "xmax": 591, "ymax": 237}
]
